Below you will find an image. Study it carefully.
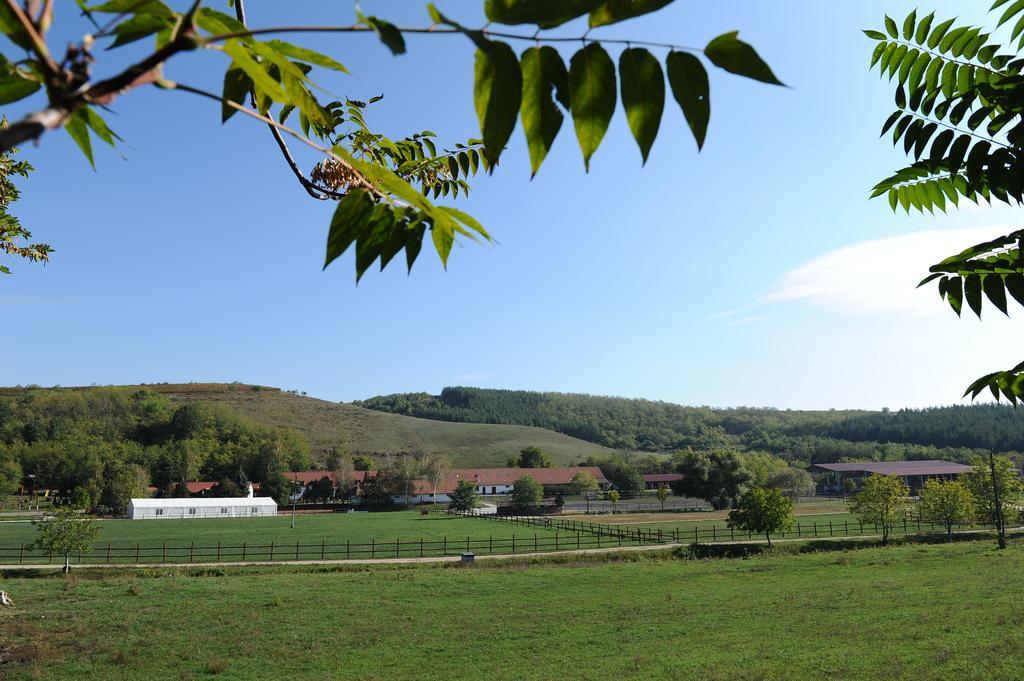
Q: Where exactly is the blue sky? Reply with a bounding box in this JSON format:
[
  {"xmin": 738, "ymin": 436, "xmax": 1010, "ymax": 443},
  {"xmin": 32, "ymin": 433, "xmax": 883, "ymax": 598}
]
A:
[{"xmin": 4, "ymin": 0, "xmax": 1022, "ymax": 410}]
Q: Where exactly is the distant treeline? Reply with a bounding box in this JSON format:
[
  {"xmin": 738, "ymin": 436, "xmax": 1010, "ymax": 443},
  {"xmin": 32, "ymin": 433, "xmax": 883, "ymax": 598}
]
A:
[
  {"xmin": 0, "ymin": 387, "xmax": 310, "ymax": 512},
  {"xmin": 356, "ymin": 388, "xmax": 1023, "ymax": 464}
]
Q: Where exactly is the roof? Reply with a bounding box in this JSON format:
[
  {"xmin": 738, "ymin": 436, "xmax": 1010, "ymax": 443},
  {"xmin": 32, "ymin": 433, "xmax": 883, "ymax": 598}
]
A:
[
  {"xmin": 286, "ymin": 471, "xmax": 338, "ymax": 485},
  {"xmin": 185, "ymin": 481, "xmax": 217, "ymax": 493},
  {"xmin": 128, "ymin": 497, "xmax": 277, "ymax": 508},
  {"xmin": 643, "ymin": 473, "xmax": 683, "ymax": 483},
  {"xmin": 810, "ymin": 460, "xmax": 972, "ymax": 476},
  {"xmin": 398, "ymin": 467, "xmax": 609, "ymax": 495}
]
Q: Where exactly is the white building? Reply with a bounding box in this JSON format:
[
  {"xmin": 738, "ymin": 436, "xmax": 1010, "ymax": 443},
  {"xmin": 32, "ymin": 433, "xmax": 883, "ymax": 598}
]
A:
[{"xmin": 127, "ymin": 497, "xmax": 277, "ymax": 520}]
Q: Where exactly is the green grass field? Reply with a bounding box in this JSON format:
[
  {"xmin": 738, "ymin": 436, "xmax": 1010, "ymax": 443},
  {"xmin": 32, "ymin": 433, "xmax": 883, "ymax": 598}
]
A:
[
  {"xmin": 0, "ymin": 512, "xmax": 594, "ymax": 564},
  {"xmin": 1, "ymin": 539, "xmax": 1022, "ymax": 679}
]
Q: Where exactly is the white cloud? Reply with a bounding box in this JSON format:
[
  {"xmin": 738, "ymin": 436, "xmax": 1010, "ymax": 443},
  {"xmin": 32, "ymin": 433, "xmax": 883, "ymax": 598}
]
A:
[{"xmin": 764, "ymin": 225, "xmax": 1016, "ymax": 316}]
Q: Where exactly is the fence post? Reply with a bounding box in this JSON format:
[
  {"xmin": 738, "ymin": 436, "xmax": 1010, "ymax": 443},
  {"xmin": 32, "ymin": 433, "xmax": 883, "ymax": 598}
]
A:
[
  {"xmin": 534, "ymin": 533, "xmax": 538, "ymax": 552},
  {"xmin": 162, "ymin": 542, "xmax": 166, "ymax": 563},
  {"xmin": 443, "ymin": 536, "xmax": 447, "ymax": 555},
  {"xmin": 694, "ymin": 526, "xmax": 698, "ymax": 543},
  {"xmin": 270, "ymin": 541, "xmax": 274, "ymax": 561},
  {"xmin": 106, "ymin": 542, "xmax": 111, "ymax": 563},
  {"xmin": 296, "ymin": 540, "xmax": 300, "ymax": 561},
  {"xmin": 812, "ymin": 521, "xmax": 817, "ymax": 537},
  {"xmin": 555, "ymin": 532, "xmax": 559, "ymax": 550},
  {"xmin": 511, "ymin": 534, "xmax": 515, "ymax": 553},
  {"xmin": 190, "ymin": 542, "xmax": 194, "ymax": 563},
  {"xmin": 396, "ymin": 538, "xmax": 400, "ymax": 558},
  {"xmin": 797, "ymin": 522, "xmax": 801, "ymax": 538},
  {"xmin": 217, "ymin": 541, "xmax": 221, "ymax": 562},
  {"xmin": 489, "ymin": 535, "xmax": 493, "ymax": 553},
  {"xmin": 829, "ymin": 521, "xmax": 833, "ymax": 536},
  {"xmin": 712, "ymin": 526, "xmax": 716, "ymax": 542},
  {"xmin": 242, "ymin": 541, "xmax": 246, "ymax": 562},
  {"xmin": 421, "ymin": 538, "xmax": 425, "ymax": 557},
  {"xmin": 347, "ymin": 539, "xmax": 350, "ymax": 559},
  {"xmin": 19, "ymin": 543, "xmax": 24, "ymax": 564}
]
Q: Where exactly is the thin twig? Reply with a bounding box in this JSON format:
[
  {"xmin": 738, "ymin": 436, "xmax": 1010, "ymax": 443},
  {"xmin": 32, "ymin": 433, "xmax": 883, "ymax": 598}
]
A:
[
  {"xmin": 233, "ymin": 0, "xmax": 330, "ymax": 201},
  {"xmin": 163, "ymin": 80, "xmax": 382, "ymax": 199},
  {"xmin": 3, "ymin": 0, "xmax": 59, "ymax": 76},
  {"xmin": 199, "ymin": 24, "xmax": 703, "ymax": 53}
]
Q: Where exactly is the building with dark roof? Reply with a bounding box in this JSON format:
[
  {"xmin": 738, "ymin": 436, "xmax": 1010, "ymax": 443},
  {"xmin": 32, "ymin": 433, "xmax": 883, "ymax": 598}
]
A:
[
  {"xmin": 810, "ymin": 460, "xmax": 972, "ymax": 495},
  {"xmin": 642, "ymin": 473, "xmax": 683, "ymax": 490}
]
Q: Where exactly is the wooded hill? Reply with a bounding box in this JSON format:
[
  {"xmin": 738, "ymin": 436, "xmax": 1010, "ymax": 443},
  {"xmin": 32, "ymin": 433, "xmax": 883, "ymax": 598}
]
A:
[{"xmin": 357, "ymin": 387, "xmax": 1024, "ymax": 464}]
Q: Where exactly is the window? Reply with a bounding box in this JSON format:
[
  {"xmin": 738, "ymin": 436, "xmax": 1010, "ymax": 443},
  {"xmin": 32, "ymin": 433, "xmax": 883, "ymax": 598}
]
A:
[
  {"xmin": 220, "ymin": 507, "xmax": 228, "ymax": 514},
  {"xmin": 188, "ymin": 508, "xmax": 196, "ymax": 515},
  {"xmin": 251, "ymin": 506, "xmax": 259, "ymax": 515},
  {"xmin": 155, "ymin": 508, "xmax": 163, "ymax": 516}
]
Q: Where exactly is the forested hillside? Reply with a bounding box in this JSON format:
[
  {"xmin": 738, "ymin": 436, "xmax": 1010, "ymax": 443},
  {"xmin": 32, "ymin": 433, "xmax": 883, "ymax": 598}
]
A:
[
  {"xmin": 357, "ymin": 388, "xmax": 1024, "ymax": 463},
  {"xmin": 0, "ymin": 385, "xmax": 614, "ymax": 512}
]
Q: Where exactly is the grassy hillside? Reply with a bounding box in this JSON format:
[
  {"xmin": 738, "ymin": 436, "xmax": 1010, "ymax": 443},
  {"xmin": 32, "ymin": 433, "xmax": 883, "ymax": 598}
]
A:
[
  {"xmin": 2, "ymin": 540, "xmax": 1022, "ymax": 679},
  {"xmin": 2, "ymin": 383, "xmax": 613, "ymax": 467}
]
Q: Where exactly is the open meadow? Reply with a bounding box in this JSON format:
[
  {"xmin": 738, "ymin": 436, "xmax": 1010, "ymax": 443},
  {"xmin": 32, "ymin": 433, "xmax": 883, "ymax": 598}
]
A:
[
  {"xmin": 0, "ymin": 511, "xmax": 593, "ymax": 564},
  {"xmin": 1, "ymin": 539, "xmax": 1023, "ymax": 680}
]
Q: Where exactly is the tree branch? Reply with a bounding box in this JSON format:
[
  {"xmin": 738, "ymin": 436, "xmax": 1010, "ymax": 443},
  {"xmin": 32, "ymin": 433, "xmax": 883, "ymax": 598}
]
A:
[
  {"xmin": 161, "ymin": 80, "xmax": 382, "ymax": 200},
  {"xmin": 3, "ymin": 0, "xmax": 58, "ymax": 77},
  {"xmin": 233, "ymin": 0, "xmax": 330, "ymax": 201},
  {"xmin": 198, "ymin": 24, "xmax": 702, "ymax": 53}
]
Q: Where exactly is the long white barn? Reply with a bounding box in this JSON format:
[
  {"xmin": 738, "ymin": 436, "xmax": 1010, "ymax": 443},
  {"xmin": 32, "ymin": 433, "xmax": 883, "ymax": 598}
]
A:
[{"xmin": 128, "ymin": 497, "xmax": 277, "ymax": 520}]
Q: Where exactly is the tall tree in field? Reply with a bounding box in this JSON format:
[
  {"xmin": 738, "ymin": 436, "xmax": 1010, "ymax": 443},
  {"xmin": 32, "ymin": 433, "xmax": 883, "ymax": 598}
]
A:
[
  {"xmin": 726, "ymin": 487, "xmax": 793, "ymax": 547},
  {"xmin": 656, "ymin": 483, "xmax": 670, "ymax": 511},
  {"xmin": 422, "ymin": 452, "xmax": 451, "ymax": 501},
  {"xmin": 849, "ymin": 474, "xmax": 911, "ymax": 546},
  {"xmin": 919, "ymin": 478, "xmax": 975, "ymax": 541},
  {"xmin": 0, "ymin": 2, "xmax": 782, "ymax": 277},
  {"xmin": 865, "ymin": 4, "xmax": 1024, "ymax": 402},
  {"xmin": 570, "ymin": 471, "xmax": 599, "ymax": 497},
  {"xmin": 511, "ymin": 475, "xmax": 543, "ymax": 510},
  {"xmin": 330, "ymin": 453, "xmax": 357, "ymax": 501},
  {"xmin": 672, "ymin": 449, "xmax": 751, "ymax": 510},
  {"xmin": 30, "ymin": 506, "xmax": 100, "ymax": 574},
  {"xmin": 447, "ymin": 479, "xmax": 480, "ymax": 512},
  {"xmin": 962, "ymin": 455, "xmax": 1022, "ymax": 549},
  {"xmin": 517, "ymin": 446, "xmax": 552, "ymax": 469}
]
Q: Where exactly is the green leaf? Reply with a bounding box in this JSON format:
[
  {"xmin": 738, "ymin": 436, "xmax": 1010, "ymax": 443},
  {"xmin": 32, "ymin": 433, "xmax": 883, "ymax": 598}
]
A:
[
  {"xmin": 619, "ymin": 47, "xmax": 664, "ymax": 164},
  {"xmin": 484, "ymin": 0, "xmax": 604, "ymax": 28},
  {"xmin": 474, "ymin": 39, "xmax": 523, "ymax": 167},
  {"xmin": 946, "ymin": 275, "xmax": 964, "ymax": 316},
  {"xmin": 884, "ymin": 15, "xmax": 899, "ymax": 39},
  {"xmin": 964, "ymin": 273, "xmax": 983, "ymax": 318},
  {"xmin": 87, "ymin": 0, "xmax": 173, "ymax": 17},
  {"xmin": 266, "ymin": 40, "xmax": 349, "ymax": 73},
  {"xmin": 927, "ymin": 18, "xmax": 956, "ymax": 49},
  {"xmin": 983, "ymin": 274, "xmax": 1009, "ymax": 315},
  {"xmin": 223, "ymin": 40, "xmax": 288, "ymax": 105},
  {"xmin": 64, "ymin": 109, "xmax": 94, "ymax": 169},
  {"xmin": 863, "ymin": 29, "xmax": 888, "ymax": 40},
  {"xmin": 432, "ymin": 221, "xmax": 454, "ymax": 267},
  {"xmin": 108, "ymin": 13, "xmax": 172, "ymax": 48},
  {"xmin": 520, "ymin": 46, "xmax": 568, "ymax": 176},
  {"xmin": 221, "ymin": 67, "xmax": 252, "ymax": 122},
  {"xmin": 569, "ymin": 42, "xmax": 616, "ymax": 171},
  {"xmin": 194, "ymin": 7, "xmax": 250, "ymax": 41},
  {"xmin": 1004, "ymin": 273, "xmax": 1024, "ymax": 308},
  {"xmin": 81, "ymin": 106, "xmax": 119, "ymax": 147},
  {"xmin": 355, "ymin": 204, "xmax": 395, "ymax": 281},
  {"xmin": 915, "ymin": 12, "xmax": 935, "ymax": 44},
  {"xmin": 324, "ymin": 188, "xmax": 375, "ymax": 269},
  {"xmin": 704, "ymin": 31, "xmax": 784, "ymax": 86},
  {"xmin": 360, "ymin": 14, "xmax": 406, "ymax": 55},
  {"xmin": 666, "ymin": 51, "xmax": 709, "ymax": 150},
  {"xmin": 589, "ymin": 0, "xmax": 674, "ymax": 28},
  {"xmin": 0, "ymin": 70, "xmax": 40, "ymax": 105},
  {"xmin": 902, "ymin": 9, "xmax": 916, "ymax": 40}
]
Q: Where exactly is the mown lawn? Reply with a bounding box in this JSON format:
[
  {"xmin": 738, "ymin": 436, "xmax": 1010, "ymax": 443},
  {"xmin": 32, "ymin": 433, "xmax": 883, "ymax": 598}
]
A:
[
  {"xmin": 0, "ymin": 512, "xmax": 587, "ymax": 564},
  {"xmin": 0, "ymin": 539, "xmax": 1022, "ymax": 680}
]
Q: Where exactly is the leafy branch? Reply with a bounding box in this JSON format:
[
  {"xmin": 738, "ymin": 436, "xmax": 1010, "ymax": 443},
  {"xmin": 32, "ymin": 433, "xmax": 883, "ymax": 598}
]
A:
[{"xmin": 0, "ymin": 0, "xmax": 785, "ymax": 280}]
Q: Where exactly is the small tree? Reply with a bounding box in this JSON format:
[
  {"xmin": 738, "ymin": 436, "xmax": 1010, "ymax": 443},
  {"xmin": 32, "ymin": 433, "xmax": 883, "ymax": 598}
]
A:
[
  {"xmin": 726, "ymin": 487, "xmax": 793, "ymax": 547},
  {"xmin": 511, "ymin": 476, "xmax": 543, "ymax": 511},
  {"xmin": 447, "ymin": 480, "xmax": 480, "ymax": 512},
  {"xmin": 607, "ymin": 490, "xmax": 621, "ymax": 513},
  {"xmin": 656, "ymin": 483, "xmax": 671, "ymax": 511},
  {"xmin": 30, "ymin": 506, "xmax": 100, "ymax": 574},
  {"xmin": 352, "ymin": 456, "xmax": 374, "ymax": 472},
  {"xmin": 517, "ymin": 446, "xmax": 552, "ymax": 469},
  {"xmin": 570, "ymin": 471, "xmax": 599, "ymax": 497},
  {"xmin": 962, "ymin": 455, "xmax": 1023, "ymax": 550},
  {"xmin": 423, "ymin": 452, "xmax": 452, "ymax": 501},
  {"xmin": 919, "ymin": 479, "xmax": 975, "ymax": 541},
  {"xmin": 849, "ymin": 474, "xmax": 910, "ymax": 546}
]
